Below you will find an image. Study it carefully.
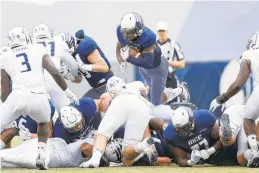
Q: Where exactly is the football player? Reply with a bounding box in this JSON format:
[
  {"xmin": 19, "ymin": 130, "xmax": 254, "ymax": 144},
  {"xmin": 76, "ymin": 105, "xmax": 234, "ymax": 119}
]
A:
[
  {"xmin": 210, "ymin": 32, "xmax": 259, "ymax": 152},
  {"xmin": 32, "ymin": 24, "xmax": 79, "ymax": 110},
  {"xmin": 116, "ymin": 12, "xmax": 168, "ymax": 106},
  {"xmin": 1, "ymin": 138, "xmax": 96, "ymax": 168},
  {"xmin": 150, "ymin": 107, "xmax": 222, "ymax": 167},
  {"xmin": 0, "ymin": 27, "xmax": 78, "ymax": 170},
  {"xmin": 219, "ymin": 104, "xmax": 259, "ymax": 167},
  {"xmin": 79, "ymin": 84, "xmax": 156, "ymax": 168},
  {"xmin": 74, "ymin": 29, "xmax": 114, "ymax": 99}
]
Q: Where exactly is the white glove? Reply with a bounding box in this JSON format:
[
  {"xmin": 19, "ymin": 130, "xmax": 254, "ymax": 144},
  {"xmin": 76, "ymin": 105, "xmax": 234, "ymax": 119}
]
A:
[
  {"xmin": 200, "ymin": 147, "xmax": 216, "ymax": 160},
  {"xmin": 188, "ymin": 150, "xmax": 201, "ymax": 166},
  {"xmin": 75, "ymin": 54, "xmax": 92, "ymax": 73},
  {"xmin": 64, "ymin": 88, "xmax": 79, "ymax": 105},
  {"xmin": 19, "ymin": 127, "xmax": 32, "ymax": 141},
  {"xmin": 209, "ymin": 98, "xmax": 225, "ymax": 112},
  {"xmin": 60, "ymin": 63, "xmax": 75, "ymax": 81},
  {"xmin": 79, "ymin": 154, "xmax": 100, "ymax": 168},
  {"xmin": 120, "ymin": 62, "xmax": 127, "ymax": 73}
]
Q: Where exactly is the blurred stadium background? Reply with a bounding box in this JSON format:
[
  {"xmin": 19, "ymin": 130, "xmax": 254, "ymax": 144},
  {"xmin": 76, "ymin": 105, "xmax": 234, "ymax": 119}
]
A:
[{"xmin": 1, "ymin": 0, "xmax": 259, "ymax": 115}]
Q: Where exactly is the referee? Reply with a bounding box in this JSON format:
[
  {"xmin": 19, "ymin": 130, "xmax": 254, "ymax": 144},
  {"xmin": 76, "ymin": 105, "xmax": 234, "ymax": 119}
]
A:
[{"xmin": 156, "ymin": 21, "xmax": 185, "ymax": 101}]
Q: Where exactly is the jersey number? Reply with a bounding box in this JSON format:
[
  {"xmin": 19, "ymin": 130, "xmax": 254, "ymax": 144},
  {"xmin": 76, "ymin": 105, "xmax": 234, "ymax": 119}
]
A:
[
  {"xmin": 41, "ymin": 41, "xmax": 55, "ymax": 56},
  {"xmin": 190, "ymin": 138, "xmax": 209, "ymax": 150},
  {"xmin": 16, "ymin": 53, "xmax": 31, "ymax": 73}
]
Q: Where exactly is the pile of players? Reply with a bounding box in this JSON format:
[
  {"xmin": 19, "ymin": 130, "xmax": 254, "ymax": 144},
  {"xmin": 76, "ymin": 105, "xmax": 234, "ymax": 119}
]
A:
[{"xmin": 0, "ymin": 12, "xmax": 259, "ymax": 170}]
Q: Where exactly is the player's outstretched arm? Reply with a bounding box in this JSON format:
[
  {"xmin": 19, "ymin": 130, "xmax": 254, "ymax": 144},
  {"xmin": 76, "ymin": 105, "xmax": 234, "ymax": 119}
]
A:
[
  {"xmin": 42, "ymin": 54, "xmax": 67, "ymax": 90},
  {"xmin": 214, "ymin": 60, "xmax": 251, "ymax": 106},
  {"xmin": 43, "ymin": 54, "xmax": 79, "ymax": 104},
  {"xmin": 1, "ymin": 69, "xmax": 11, "ymax": 102},
  {"xmin": 116, "ymin": 41, "xmax": 124, "ymax": 64},
  {"xmin": 172, "ymin": 146, "xmax": 191, "ymax": 167}
]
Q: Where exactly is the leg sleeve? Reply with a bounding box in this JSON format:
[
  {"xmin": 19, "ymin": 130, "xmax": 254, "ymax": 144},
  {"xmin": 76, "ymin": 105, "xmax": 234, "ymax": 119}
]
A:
[
  {"xmin": 97, "ymin": 95, "xmax": 127, "ymax": 139},
  {"xmin": 139, "ymin": 68, "xmax": 151, "ymax": 86}
]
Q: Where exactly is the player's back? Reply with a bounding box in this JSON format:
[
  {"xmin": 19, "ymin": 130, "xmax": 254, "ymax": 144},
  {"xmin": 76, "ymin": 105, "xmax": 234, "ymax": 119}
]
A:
[
  {"xmin": 5, "ymin": 44, "xmax": 47, "ymax": 93},
  {"xmin": 241, "ymin": 48, "xmax": 259, "ymax": 87}
]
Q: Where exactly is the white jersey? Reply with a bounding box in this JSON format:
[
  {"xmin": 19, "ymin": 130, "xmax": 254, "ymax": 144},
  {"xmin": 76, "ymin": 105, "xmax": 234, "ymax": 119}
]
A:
[
  {"xmin": 1, "ymin": 138, "xmax": 91, "ymax": 168},
  {"xmin": 40, "ymin": 35, "xmax": 78, "ymax": 81},
  {"xmin": 2, "ymin": 44, "xmax": 47, "ymax": 93},
  {"xmin": 223, "ymin": 104, "xmax": 248, "ymax": 156},
  {"xmin": 240, "ymin": 48, "xmax": 259, "ymax": 87}
]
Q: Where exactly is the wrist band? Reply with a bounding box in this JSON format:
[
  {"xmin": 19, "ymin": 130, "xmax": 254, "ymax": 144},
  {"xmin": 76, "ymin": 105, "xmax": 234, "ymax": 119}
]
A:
[
  {"xmin": 216, "ymin": 93, "xmax": 229, "ymax": 104},
  {"xmin": 135, "ymin": 53, "xmax": 141, "ymax": 58}
]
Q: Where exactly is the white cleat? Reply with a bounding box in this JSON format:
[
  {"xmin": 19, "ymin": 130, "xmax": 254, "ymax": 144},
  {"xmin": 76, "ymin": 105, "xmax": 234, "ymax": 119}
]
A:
[
  {"xmin": 140, "ymin": 137, "xmax": 158, "ymax": 165},
  {"xmin": 36, "ymin": 148, "xmax": 50, "ymax": 170},
  {"xmin": 180, "ymin": 82, "xmax": 190, "ymax": 103}
]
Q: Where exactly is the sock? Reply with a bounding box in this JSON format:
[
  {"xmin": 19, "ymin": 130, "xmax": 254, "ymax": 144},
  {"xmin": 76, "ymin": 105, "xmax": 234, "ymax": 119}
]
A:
[
  {"xmin": 92, "ymin": 148, "xmax": 103, "ymax": 161},
  {"xmin": 134, "ymin": 142, "xmax": 144, "ymax": 154},
  {"xmin": 248, "ymin": 134, "xmax": 258, "ymax": 151},
  {"xmin": 164, "ymin": 88, "xmax": 182, "ymax": 103},
  {"xmin": 0, "ymin": 140, "xmax": 6, "ymax": 150}
]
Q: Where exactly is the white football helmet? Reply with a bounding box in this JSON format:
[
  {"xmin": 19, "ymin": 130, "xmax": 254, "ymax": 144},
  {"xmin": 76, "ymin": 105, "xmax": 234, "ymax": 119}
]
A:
[
  {"xmin": 8, "ymin": 27, "xmax": 31, "ymax": 48},
  {"xmin": 120, "ymin": 12, "xmax": 144, "ymax": 41},
  {"xmin": 106, "ymin": 76, "xmax": 126, "ymax": 92},
  {"xmin": 105, "ymin": 138, "xmax": 123, "ymax": 162},
  {"xmin": 32, "ymin": 24, "xmax": 52, "ymax": 43},
  {"xmin": 60, "ymin": 106, "xmax": 83, "ymax": 133},
  {"xmin": 171, "ymin": 106, "xmax": 195, "ymax": 139},
  {"xmin": 247, "ymin": 32, "xmax": 259, "ymax": 50}
]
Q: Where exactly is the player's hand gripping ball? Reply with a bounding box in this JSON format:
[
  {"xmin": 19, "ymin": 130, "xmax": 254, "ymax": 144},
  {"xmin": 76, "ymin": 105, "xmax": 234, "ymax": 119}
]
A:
[{"xmin": 129, "ymin": 47, "xmax": 142, "ymax": 58}]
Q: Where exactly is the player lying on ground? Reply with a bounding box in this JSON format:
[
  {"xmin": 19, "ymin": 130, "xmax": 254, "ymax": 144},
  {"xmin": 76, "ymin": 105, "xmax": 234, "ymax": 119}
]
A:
[
  {"xmin": 104, "ymin": 127, "xmax": 173, "ymax": 167},
  {"xmin": 218, "ymin": 104, "xmax": 259, "ymax": 167},
  {"xmin": 150, "ymin": 106, "xmax": 233, "ymax": 167},
  {"xmin": 79, "ymin": 85, "xmax": 157, "ymax": 168},
  {"xmin": 0, "ymin": 138, "xmax": 100, "ymax": 168},
  {"xmin": 210, "ymin": 31, "xmax": 259, "ymax": 152},
  {"xmin": 0, "ymin": 27, "xmax": 78, "ymax": 170}
]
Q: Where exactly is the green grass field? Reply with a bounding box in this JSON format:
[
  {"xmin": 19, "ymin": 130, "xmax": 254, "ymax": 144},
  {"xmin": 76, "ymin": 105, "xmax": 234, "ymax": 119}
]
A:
[
  {"xmin": 2, "ymin": 137, "xmax": 259, "ymax": 173},
  {"xmin": 2, "ymin": 166, "xmax": 259, "ymax": 173}
]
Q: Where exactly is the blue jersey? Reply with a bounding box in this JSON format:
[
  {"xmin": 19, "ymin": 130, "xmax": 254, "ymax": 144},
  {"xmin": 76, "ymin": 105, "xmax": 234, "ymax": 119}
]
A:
[
  {"xmin": 117, "ymin": 26, "xmax": 162, "ymax": 69},
  {"xmin": 74, "ymin": 37, "xmax": 113, "ymax": 88},
  {"xmin": 52, "ymin": 97, "xmax": 97, "ymax": 144},
  {"xmin": 163, "ymin": 110, "xmax": 217, "ymax": 154},
  {"xmin": 15, "ymin": 100, "xmax": 55, "ymax": 133}
]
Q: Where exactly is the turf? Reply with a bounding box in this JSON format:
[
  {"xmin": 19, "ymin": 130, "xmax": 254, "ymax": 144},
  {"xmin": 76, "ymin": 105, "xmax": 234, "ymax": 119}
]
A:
[{"xmin": 2, "ymin": 165, "xmax": 259, "ymax": 173}]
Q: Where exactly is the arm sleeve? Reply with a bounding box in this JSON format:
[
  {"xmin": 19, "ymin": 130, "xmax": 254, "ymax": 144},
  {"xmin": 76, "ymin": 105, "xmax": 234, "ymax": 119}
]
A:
[{"xmin": 126, "ymin": 53, "xmax": 154, "ymax": 68}]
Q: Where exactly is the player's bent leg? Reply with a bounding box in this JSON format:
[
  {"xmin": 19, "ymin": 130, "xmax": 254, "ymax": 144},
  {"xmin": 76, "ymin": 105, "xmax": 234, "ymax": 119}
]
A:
[
  {"xmin": 0, "ymin": 127, "xmax": 17, "ymax": 150},
  {"xmin": 0, "ymin": 90, "xmax": 27, "ymax": 133},
  {"xmin": 28, "ymin": 93, "xmax": 51, "ymax": 170},
  {"xmin": 244, "ymin": 87, "xmax": 259, "ymax": 150}
]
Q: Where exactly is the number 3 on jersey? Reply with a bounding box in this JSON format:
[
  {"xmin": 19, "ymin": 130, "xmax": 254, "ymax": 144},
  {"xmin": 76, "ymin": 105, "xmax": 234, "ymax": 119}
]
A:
[{"xmin": 16, "ymin": 53, "xmax": 31, "ymax": 73}]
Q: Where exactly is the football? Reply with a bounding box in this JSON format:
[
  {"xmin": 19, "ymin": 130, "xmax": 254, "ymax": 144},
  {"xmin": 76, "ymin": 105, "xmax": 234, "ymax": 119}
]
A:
[{"xmin": 129, "ymin": 47, "xmax": 142, "ymax": 58}]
